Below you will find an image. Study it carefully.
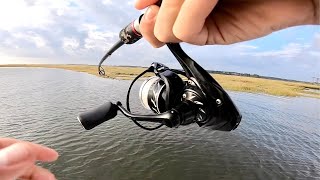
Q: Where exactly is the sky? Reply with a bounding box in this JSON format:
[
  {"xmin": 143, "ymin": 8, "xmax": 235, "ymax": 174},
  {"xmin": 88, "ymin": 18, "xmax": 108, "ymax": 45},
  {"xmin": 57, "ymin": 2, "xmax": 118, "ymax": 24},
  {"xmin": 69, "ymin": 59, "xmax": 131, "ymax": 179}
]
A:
[{"xmin": 0, "ymin": 0, "xmax": 319, "ymax": 82}]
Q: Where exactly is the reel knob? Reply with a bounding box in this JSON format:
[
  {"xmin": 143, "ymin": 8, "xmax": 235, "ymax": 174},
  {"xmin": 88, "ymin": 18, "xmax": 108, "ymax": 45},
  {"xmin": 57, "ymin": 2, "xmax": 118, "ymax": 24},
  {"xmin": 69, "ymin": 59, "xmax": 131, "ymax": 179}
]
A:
[{"xmin": 77, "ymin": 102, "xmax": 118, "ymax": 130}]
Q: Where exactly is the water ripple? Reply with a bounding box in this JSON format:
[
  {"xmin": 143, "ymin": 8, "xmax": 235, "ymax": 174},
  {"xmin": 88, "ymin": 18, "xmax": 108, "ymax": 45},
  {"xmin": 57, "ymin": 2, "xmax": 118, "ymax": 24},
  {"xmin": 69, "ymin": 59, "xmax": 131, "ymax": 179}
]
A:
[{"xmin": 0, "ymin": 68, "xmax": 319, "ymax": 180}]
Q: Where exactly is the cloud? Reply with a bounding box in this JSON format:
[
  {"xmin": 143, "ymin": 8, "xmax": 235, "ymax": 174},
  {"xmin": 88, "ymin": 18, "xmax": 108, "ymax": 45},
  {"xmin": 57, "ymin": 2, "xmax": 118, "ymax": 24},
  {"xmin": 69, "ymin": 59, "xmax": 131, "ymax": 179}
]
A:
[
  {"xmin": 12, "ymin": 32, "xmax": 47, "ymax": 48},
  {"xmin": 81, "ymin": 24, "xmax": 118, "ymax": 51},
  {"xmin": 243, "ymin": 43, "xmax": 310, "ymax": 58},
  {"xmin": 0, "ymin": 1, "xmax": 319, "ymax": 82},
  {"xmin": 241, "ymin": 33, "xmax": 320, "ymax": 61},
  {"xmin": 127, "ymin": 0, "xmax": 136, "ymax": 6},
  {"xmin": 0, "ymin": 0, "xmax": 140, "ymax": 61},
  {"xmin": 177, "ymin": 32, "xmax": 320, "ymax": 81},
  {"xmin": 312, "ymin": 33, "xmax": 320, "ymax": 50},
  {"xmin": 0, "ymin": 0, "xmax": 75, "ymax": 31},
  {"xmin": 102, "ymin": 0, "xmax": 113, "ymax": 5},
  {"xmin": 62, "ymin": 37, "xmax": 79, "ymax": 54}
]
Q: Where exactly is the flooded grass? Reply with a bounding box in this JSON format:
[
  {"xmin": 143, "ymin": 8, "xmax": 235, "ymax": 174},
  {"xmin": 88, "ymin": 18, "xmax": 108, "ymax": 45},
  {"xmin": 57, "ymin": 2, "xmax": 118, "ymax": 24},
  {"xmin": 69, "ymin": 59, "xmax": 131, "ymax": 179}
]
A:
[{"xmin": 1, "ymin": 64, "xmax": 319, "ymax": 98}]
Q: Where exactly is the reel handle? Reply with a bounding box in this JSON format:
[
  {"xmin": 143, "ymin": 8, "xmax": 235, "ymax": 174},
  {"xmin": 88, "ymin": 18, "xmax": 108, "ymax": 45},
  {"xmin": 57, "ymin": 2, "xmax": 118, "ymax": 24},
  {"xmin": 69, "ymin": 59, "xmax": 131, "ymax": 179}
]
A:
[
  {"xmin": 116, "ymin": 102, "xmax": 180, "ymax": 128},
  {"xmin": 77, "ymin": 102, "xmax": 118, "ymax": 130},
  {"xmin": 77, "ymin": 100, "xmax": 187, "ymax": 130}
]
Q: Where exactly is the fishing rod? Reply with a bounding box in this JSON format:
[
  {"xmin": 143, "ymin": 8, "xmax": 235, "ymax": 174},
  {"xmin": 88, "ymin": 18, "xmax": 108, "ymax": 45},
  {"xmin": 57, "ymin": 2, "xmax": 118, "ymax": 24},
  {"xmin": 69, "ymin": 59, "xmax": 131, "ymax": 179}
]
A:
[{"xmin": 77, "ymin": 1, "xmax": 242, "ymax": 131}]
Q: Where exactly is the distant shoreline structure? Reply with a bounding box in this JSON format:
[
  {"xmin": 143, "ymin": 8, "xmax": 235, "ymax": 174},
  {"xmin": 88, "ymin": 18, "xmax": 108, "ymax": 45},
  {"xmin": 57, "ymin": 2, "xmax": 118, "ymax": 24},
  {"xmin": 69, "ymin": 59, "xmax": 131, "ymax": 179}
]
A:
[
  {"xmin": 1, "ymin": 64, "xmax": 319, "ymax": 98},
  {"xmin": 96, "ymin": 64, "xmax": 316, "ymax": 84},
  {"xmin": 0, "ymin": 63, "xmax": 316, "ymax": 84}
]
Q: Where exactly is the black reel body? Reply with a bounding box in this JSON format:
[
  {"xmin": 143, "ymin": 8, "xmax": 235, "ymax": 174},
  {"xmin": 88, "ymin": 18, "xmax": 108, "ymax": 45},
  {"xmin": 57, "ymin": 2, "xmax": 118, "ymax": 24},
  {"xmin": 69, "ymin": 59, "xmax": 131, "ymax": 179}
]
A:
[
  {"xmin": 126, "ymin": 46, "xmax": 242, "ymax": 131},
  {"xmin": 138, "ymin": 65, "xmax": 184, "ymax": 114},
  {"xmin": 167, "ymin": 44, "xmax": 242, "ymax": 130},
  {"xmin": 78, "ymin": 46, "xmax": 241, "ymax": 131}
]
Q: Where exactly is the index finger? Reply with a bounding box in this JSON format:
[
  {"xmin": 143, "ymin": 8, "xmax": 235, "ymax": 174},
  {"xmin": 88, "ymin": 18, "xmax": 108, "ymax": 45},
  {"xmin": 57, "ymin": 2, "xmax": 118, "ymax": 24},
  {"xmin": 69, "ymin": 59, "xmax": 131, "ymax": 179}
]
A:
[
  {"xmin": 24, "ymin": 142, "xmax": 59, "ymax": 162},
  {"xmin": 0, "ymin": 138, "xmax": 58, "ymax": 163},
  {"xmin": 0, "ymin": 138, "xmax": 21, "ymax": 149},
  {"xmin": 173, "ymin": 0, "xmax": 218, "ymax": 44}
]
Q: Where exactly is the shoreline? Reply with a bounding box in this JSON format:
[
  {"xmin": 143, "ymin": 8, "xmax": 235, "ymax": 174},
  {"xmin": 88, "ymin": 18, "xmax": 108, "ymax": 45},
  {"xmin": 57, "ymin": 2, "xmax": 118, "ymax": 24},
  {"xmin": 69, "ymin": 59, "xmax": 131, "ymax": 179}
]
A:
[{"xmin": 1, "ymin": 64, "xmax": 319, "ymax": 99}]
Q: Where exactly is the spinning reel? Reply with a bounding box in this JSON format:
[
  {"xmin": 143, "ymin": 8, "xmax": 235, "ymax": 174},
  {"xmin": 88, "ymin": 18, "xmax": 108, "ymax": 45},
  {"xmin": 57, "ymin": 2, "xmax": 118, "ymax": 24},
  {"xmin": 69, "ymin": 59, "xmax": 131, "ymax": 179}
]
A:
[{"xmin": 77, "ymin": 4, "xmax": 242, "ymax": 131}]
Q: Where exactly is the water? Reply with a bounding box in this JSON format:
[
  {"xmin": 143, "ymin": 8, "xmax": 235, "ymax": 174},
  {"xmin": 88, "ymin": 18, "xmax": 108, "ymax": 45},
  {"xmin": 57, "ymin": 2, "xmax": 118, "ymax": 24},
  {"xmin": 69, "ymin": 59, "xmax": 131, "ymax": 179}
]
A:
[{"xmin": 0, "ymin": 68, "xmax": 319, "ymax": 180}]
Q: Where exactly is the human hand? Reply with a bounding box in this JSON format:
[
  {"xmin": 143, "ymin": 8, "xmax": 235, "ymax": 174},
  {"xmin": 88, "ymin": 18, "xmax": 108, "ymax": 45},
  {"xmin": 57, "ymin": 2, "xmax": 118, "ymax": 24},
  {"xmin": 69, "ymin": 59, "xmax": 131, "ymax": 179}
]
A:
[
  {"xmin": 135, "ymin": 0, "xmax": 319, "ymax": 47},
  {"xmin": 0, "ymin": 138, "xmax": 58, "ymax": 180}
]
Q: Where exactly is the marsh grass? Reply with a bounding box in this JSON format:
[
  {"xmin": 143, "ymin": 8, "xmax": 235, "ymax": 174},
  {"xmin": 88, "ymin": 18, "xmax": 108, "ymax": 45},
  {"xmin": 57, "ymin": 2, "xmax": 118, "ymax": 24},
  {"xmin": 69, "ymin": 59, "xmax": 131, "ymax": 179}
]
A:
[
  {"xmin": 213, "ymin": 75, "xmax": 320, "ymax": 98},
  {"xmin": 1, "ymin": 64, "xmax": 319, "ymax": 98}
]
